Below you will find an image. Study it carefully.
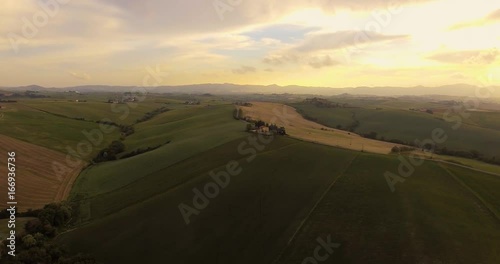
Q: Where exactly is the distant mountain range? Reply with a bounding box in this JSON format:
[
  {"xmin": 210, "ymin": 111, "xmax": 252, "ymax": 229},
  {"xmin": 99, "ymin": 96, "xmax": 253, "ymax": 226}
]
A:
[{"xmin": 1, "ymin": 83, "xmax": 499, "ymax": 97}]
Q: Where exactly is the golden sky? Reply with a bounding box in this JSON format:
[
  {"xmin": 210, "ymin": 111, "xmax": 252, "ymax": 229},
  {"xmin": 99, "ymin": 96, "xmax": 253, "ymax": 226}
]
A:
[{"xmin": 1, "ymin": 0, "xmax": 499, "ymax": 87}]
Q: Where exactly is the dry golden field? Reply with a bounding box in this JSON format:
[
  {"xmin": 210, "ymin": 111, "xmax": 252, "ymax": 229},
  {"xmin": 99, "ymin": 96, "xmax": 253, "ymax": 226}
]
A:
[
  {"xmin": 238, "ymin": 102, "xmax": 402, "ymax": 154},
  {"xmin": 0, "ymin": 134, "xmax": 85, "ymax": 211}
]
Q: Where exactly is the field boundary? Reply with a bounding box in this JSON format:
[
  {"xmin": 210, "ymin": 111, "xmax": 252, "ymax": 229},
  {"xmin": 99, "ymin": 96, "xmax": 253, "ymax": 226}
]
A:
[
  {"xmin": 431, "ymin": 159, "xmax": 500, "ymax": 178},
  {"xmin": 439, "ymin": 164, "xmax": 500, "ymax": 223},
  {"xmin": 271, "ymin": 154, "xmax": 359, "ymax": 263}
]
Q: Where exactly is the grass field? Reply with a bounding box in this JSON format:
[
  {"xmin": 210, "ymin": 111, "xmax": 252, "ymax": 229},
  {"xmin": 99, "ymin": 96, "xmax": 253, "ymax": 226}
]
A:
[
  {"xmin": 0, "ymin": 134, "xmax": 84, "ymax": 211},
  {"xmin": 19, "ymin": 95, "xmax": 191, "ymax": 125},
  {"xmin": 56, "ymin": 104, "xmax": 500, "ymax": 264},
  {"xmin": 292, "ymin": 101, "xmax": 500, "ymax": 159},
  {"xmin": 277, "ymin": 153, "xmax": 500, "ymax": 264},
  {"xmin": 0, "ymin": 103, "xmax": 121, "ymax": 159},
  {"xmin": 69, "ymin": 104, "xmax": 247, "ymax": 201}
]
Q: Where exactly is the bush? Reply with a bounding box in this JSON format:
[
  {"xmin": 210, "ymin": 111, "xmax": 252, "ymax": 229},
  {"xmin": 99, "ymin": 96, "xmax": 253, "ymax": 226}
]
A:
[{"xmin": 93, "ymin": 141, "xmax": 125, "ymax": 163}]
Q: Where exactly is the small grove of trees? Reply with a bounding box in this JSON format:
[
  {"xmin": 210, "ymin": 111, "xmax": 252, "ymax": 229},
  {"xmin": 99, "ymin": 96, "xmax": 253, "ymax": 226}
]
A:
[
  {"xmin": 387, "ymin": 140, "xmax": 499, "ymax": 165},
  {"xmin": 245, "ymin": 120, "xmax": 287, "ymax": 135},
  {"xmin": 0, "ymin": 202, "xmax": 98, "ymax": 264},
  {"xmin": 391, "ymin": 146, "xmax": 416, "ymax": 153},
  {"xmin": 303, "ymin": 98, "xmax": 346, "ymax": 108},
  {"xmin": 120, "ymin": 141, "xmax": 170, "ymax": 159},
  {"xmin": 93, "ymin": 140, "xmax": 125, "ymax": 163},
  {"xmin": 435, "ymin": 147, "xmax": 500, "ymax": 165},
  {"xmin": 135, "ymin": 107, "xmax": 169, "ymax": 123},
  {"xmin": 362, "ymin": 131, "xmax": 378, "ymax": 140},
  {"xmin": 234, "ymin": 102, "xmax": 252, "ymax": 107},
  {"xmin": 118, "ymin": 125, "xmax": 135, "ymax": 138},
  {"xmin": 95, "ymin": 120, "xmax": 134, "ymax": 138}
]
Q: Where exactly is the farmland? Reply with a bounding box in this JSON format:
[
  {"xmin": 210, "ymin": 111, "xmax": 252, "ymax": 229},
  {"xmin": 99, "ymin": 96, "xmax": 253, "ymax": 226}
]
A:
[
  {"xmin": 237, "ymin": 102, "xmax": 402, "ymax": 154},
  {"xmin": 0, "ymin": 93, "xmax": 499, "ymax": 263},
  {"xmin": 19, "ymin": 96, "xmax": 181, "ymax": 125},
  {"xmin": 0, "ymin": 134, "xmax": 84, "ymax": 211},
  {"xmin": 292, "ymin": 98, "xmax": 500, "ymax": 159},
  {"xmin": 0, "ymin": 102, "xmax": 122, "ymax": 159},
  {"xmin": 54, "ymin": 101, "xmax": 500, "ymax": 264},
  {"xmin": 58, "ymin": 136, "xmax": 500, "ymax": 264}
]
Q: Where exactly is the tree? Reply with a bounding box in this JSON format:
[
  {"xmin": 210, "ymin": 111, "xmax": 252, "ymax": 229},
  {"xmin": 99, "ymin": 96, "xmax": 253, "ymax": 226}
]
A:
[
  {"xmin": 277, "ymin": 127, "xmax": 287, "ymax": 135},
  {"xmin": 22, "ymin": 234, "xmax": 37, "ymax": 248},
  {"xmin": 25, "ymin": 218, "xmax": 44, "ymax": 235},
  {"xmin": 364, "ymin": 131, "xmax": 378, "ymax": 139},
  {"xmin": 255, "ymin": 120, "xmax": 265, "ymax": 127},
  {"xmin": 391, "ymin": 146, "xmax": 400, "ymax": 153}
]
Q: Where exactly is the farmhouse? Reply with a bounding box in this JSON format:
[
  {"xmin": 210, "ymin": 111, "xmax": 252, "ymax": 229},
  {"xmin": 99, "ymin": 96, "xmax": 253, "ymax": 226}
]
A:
[{"xmin": 258, "ymin": 126, "xmax": 270, "ymax": 134}]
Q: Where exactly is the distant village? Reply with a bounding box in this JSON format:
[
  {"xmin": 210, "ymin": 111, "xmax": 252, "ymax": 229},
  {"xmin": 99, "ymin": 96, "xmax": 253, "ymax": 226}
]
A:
[
  {"xmin": 107, "ymin": 92, "xmax": 139, "ymax": 104},
  {"xmin": 184, "ymin": 100, "xmax": 201, "ymax": 105}
]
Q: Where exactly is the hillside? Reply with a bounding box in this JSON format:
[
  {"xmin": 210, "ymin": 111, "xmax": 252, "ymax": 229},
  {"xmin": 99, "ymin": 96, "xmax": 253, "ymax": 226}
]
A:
[
  {"xmin": 0, "ymin": 135, "xmax": 84, "ymax": 211},
  {"xmin": 55, "ymin": 104, "xmax": 500, "ymax": 264}
]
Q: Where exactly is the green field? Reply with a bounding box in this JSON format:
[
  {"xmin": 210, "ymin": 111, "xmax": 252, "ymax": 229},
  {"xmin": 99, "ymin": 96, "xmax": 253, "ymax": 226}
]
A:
[
  {"xmin": 71, "ymin": 105, "xmax": 247, "ymax": 199},
  {"xmin": 56, "ymin": 103, "xmax": 500, "ymax": 264},
  {"xmin": 0, "ymin": 103, "xmax": 121, "ymax": 159},
  {"xmin": 292, "ymin": 101, "xmax": 500, "ymax": 159},
  {"xmin": 2, "ymin": 94, "xmax": 498, "ymax": 263},
  {"xmin": 277, "ymin": 153, "xmax": 500, "ymax": 264},
  {"xmin": 20, "ymin": 97, "xmax": 176, "ymax": 125}
]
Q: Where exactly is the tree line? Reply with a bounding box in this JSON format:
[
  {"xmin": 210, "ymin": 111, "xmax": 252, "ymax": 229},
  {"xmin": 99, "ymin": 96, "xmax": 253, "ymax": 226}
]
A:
[{"xmin": 0, "ymin": 202, "xmax": 98, "ymax": 264}]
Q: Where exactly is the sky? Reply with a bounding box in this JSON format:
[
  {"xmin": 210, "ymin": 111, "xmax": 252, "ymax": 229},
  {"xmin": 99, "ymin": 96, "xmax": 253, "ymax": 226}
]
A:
[{"xmin": 1, "ymin": 0, "xmax": 499, "ymax": 88}]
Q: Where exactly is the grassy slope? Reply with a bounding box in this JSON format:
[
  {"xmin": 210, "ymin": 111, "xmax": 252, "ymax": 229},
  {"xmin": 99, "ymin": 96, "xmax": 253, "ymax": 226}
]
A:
[
  {"xmin": 278, "ymin": 153, "xmax": 500, "ymax": 264},
  {"xmin": 292, "ymin": 103, "xmax": 500, "ymax": 158},
  {"xmin": 0, "ymin": 104, "xmax": 120, "ymax": 159},
  {"xmin": 442, "ymin": 164, "xmax": 500, "ymax": 218},
  {"xmin": 465, "ymin": 111, "xmax": 500, "ymax": 130},
  {"xmin": 21, "ymin": 98, "xmax": 164, "ymax": 125},
  {"xmin": 58, "ymin": 137, "xmax": 360, "ymax": 264},
  {"xmin": 70, "ymin": 105, "xmax": 247, "ymax": 198},
  {"xmin": 60, "ymin": 142, "xmax": 500, "ymax": 263}
]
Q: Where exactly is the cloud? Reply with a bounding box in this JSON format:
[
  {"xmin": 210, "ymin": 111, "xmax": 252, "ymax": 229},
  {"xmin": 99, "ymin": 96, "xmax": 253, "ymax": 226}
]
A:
[
  {"xmin": 232, "ymin": 66, "xmax": 257, "ymax": 74},
  {"xmin": 262, "ymin": 31, "xmax": 408, "ymax": 67},
  {"xmin": 263, "ymin": 54, "xmax": 299, "ymax": 65},
  {"xmin": 293, "ymin": 31, "xmax": 410, "ymax": 53},
  {"xmin": 449, "ymin": 9, "xmax": 500, "ymax": 30},
  {"xmin": 308, "ymin": 55, "xmax": 339, "ymax": 68},
  {"xmin": 86, "ymin": 0, "xmax": 431, "ymax": 37},
  {"xmin": 243, "ymin": 24, "xmax": 320, "ymax": 43},
  {"xmin": 428, "ymin": 48, "xmax": 499, "ymax": 65},
  {"xmin": 450, "ymin": 72, "xmax": 466, "ymax": 79},
  {"xmin": 68, "ymin": 71, "xmax": 91, "ymax": 80}
]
